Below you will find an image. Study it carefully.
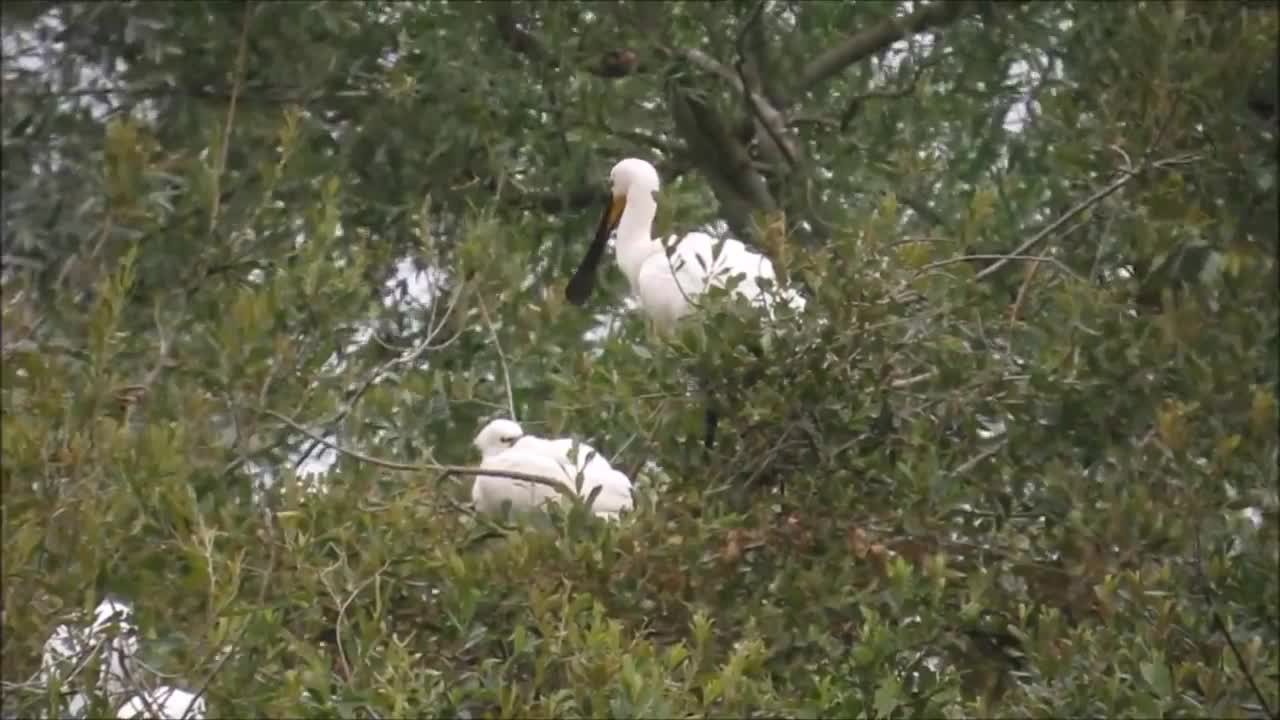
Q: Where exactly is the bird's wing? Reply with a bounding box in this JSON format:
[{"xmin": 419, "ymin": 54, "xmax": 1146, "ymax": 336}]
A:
[
  {"xmin": 712, "ymin": 240, "xmax": 775, "ymax": 298},
  {"xmin": 474, "ymin": 451, "xmax": 572, "ymax": 513},
  {"xmin": 708, "ymin": 238, "xmax": 807, "ymax": 314},
  {"xmin": 580, "ymin": 467, "xmax": 635, "ymax": 517},
  {"xmin": 670, "ymin": 232, "xmax": 720, "ymax": 278},
  {"xmin": 516, "ymin": 436, "xmax": 632, "ymax": 516},
  {"xmin": 533, "ymin": 436, "xmax": 604, "ymax": 474},
  {"xmin": 117, "ymin": 687, "xmax": 207, "ymax": 720},
  {"xmin": 41, "ymin": 624, "xmax": 78, "ymax": 670}
]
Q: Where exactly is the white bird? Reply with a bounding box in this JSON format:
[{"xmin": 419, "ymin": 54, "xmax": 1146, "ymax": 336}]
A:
[
  {"xmin": 41, "ymin": 597, "xmax": 139, "ymax": 717},
  {"xmin": 566, "ymin": 157, "xmax": 806, "ymax": 332},
  {"xmin": 471, "ymin": 419, "xmax": 634, "ymax": 519},
  {"xmin": 116, "ymin": 686, "xmax": 206, "ymax": 720}
]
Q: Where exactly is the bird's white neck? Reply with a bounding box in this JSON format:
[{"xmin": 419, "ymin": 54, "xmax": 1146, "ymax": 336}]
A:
[{"xmin": 615, "ymin": 187, "xmax": 662, "ymax": 285}]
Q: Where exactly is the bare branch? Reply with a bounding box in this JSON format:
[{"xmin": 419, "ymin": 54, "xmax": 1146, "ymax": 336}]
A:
[
  {"xmin": 838, "ymin": 49, "xmax": 947, "ymax": 131},
  {"xmin": 973, "ymin": 152, "xmax": 1202, "ymax": 281},
  {"xmin": 790, "ymin": 2, "xmax": 974, "ymax": 104},
  {"xmin": 255, "ymin": 407, "xmax": 580, "ymax": 500},
  {"xmin": 292, "ymin": 271, "xmax": 469, "ymax": 473},
  {"xmin": 916, "ymin": 253, "xmax": 1084, "ymax": 282}
]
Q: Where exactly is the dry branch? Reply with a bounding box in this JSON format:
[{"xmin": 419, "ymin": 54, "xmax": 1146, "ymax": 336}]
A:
[
  {"xmin": 973, "ymin": 152, "xmax": 1203, "ymax": 282},
  {"xmin": 256, "ymin": 407, "xmax": 580, "ymax": 501}
]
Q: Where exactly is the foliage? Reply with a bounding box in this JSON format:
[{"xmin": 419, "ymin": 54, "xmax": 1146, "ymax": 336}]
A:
[{"xmin": 3, "ymin": 1, "xmax": 1277, "ymax": 717}]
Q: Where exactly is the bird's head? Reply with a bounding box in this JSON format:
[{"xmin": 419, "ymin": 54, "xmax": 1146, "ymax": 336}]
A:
[
  {"xmin": 473, "ymin": 419, "xmax": 525, "ymax": 457},
  {"xmin": 600, "ymin": 158, "xmax": 662, "ymax": 235},
  {"xmin": 609, "ymin": 157, "xmax": 661, "ymax": 199},
  {"xmin": 565, "ymin": 157, "xmax": 662, "ymax": 306}
]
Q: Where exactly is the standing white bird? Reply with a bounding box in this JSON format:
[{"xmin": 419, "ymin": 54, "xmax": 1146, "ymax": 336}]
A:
[
  {"xmin": 471, "ymin": 419, "xmax": 634, "ymax": 519},
  {"xmin": 41, "ymin": 597, "xmax": 139, "ymax": 717},
  {"xmin": 565, "ymin": 157, "xmax": 805, "ymax": 332}
]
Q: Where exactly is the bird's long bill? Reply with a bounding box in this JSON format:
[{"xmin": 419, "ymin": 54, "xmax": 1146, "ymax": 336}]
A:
[{"xmin": 565, "ymin": 193, "xmax": 626, "ymax": 305}]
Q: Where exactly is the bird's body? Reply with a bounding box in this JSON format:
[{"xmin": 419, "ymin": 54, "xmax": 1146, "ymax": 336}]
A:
[
  {"xmin": 41, "ymin": 598, "xmax": 139, "ymax": 714},
  {"xmin": 39, "ymin": 598, "xmax": 206, "ymax": 719},
  {"xmin": 567, "ymin": 158, "xmax": 805, "ymax": 333},
  {"xmin": 116, "ymin": 686, "xmax": 207, "ymax": 719},
  {"xmin": 471, "ymin": 419, "xmax": 633, "ymax": 519}
]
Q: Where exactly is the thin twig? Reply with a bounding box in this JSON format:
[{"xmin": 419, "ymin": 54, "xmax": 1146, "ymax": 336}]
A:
[
  {"xmin": 890, "ymin": 371, "xmax": 937, "ymax": 389},
  {"xmin": 1210, "ymin": 611, "xmax": 1274, "ymax": 718},
  {"xmin": 209, "ymin": 4, "xmax": 254, "ymax": 237},
  {"xmin": 187, "ymin": 507, "xmax": 275, "ymax": 716},
  {"xmin": 973, "ymin": 152, "xmax": 1202, "ymax": 282},
  {"xmin": 1009, "ymin": 216, "xmax": 1098, "ymax": 322},
  {"xmin": 916, "ymin": 253, "xmax": 1084, "ymax": 281},
  {"xmin": 476, "ymin": 294, "xmax": 516, "ymax": 422},
  {"xmin": 1193, "ymin": 523, "xmax": 1275, "ymax": 718},
  {"xmin": 1009, "ymin": 251, "xmax": 1046, "ymax": 323},
  {"xmin": 330, "ymin": 559, "xmax": 390, "ymax": 685},
  {"xmin": 292, "ymin": 276, "xmax": 469, "ymax": 472},
  {"xmin": 839, "ymin": 49, "xmax": 946, "ymax": 131},
  {"xmin": 948, "ymin": 441, "xmax": 1007, "ymax": 479}
]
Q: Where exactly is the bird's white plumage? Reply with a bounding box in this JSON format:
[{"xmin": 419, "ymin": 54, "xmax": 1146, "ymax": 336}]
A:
[
  {"xmin": 40, "ymin": 598, "xmax": 207, "ymax": 719},
  {"xmin": 41, "ymin": 598, "xmax": 139, "ymax": 715},
  {"xmin": 116, "ymin": 686, "xmax": 207, "ymax": 719},
  {"xmin": 605, "ymin": 158, "xmax": 806, "ymax": 331},
  {"xmin": 471, "ymin": 419, "xmax": 634, "ymax": 519}
]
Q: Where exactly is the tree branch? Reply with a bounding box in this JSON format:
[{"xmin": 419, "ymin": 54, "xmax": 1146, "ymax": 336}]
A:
[
  {"xmin": 917, "ymin": 253, "xmax": 1084, "ymax": 282},
  {"xmin": 682, "ymin": 48, "xmax": 797, "ymax": 171},
  {"xmin": 209, "ymin": 3, "xmax": 253, "ymax": 238},
  {"xmin": 667, "ymin": 81, "xmax": 772, "ymax": 241},
  {"xmin": 790, "ymin": 1, "xmax": 974, "ymax": 104},
  {"xmin": 734, "ymin": 1, "xmax": 798, "ymax": 170},
  {"xmin": 476, "ymin": 294, "xmax": 516, "ymax": 423}
]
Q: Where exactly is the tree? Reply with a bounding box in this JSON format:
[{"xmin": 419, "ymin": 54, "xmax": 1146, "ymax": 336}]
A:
[{"xmin": 3, "ymin": 2, "xmax": 1277, "ymax": 716}]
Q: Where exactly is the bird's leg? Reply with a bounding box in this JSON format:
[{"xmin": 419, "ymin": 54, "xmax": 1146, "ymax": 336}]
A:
[{"xmin": 646, "ymin": 317, "xmax": 660, "ymax": 345}]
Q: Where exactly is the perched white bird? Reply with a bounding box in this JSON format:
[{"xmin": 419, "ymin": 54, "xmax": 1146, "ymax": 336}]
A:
[
  {"xmin": 116, "ymin": 686, "xmax": 206, "ymax": 720},
  {"xmin": 471, "ymin": 419, "xmax": 634, "ymax": 519},
  {"xmin": 566, "ymin": 157, "xmax": 806, "ymax": 332},
  {"xmin": 41, "ymin": 597, "xmax": 139, "ymax": 716},
  {"xmin": 40, "ymin": 598, "xmax": 207, "ymax": 720}
]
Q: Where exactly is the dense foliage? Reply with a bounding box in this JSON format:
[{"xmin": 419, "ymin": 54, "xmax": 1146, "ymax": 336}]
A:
[{"xmin": 3, "ymin": 1, "xmax": 1277, "ymax": 717}]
